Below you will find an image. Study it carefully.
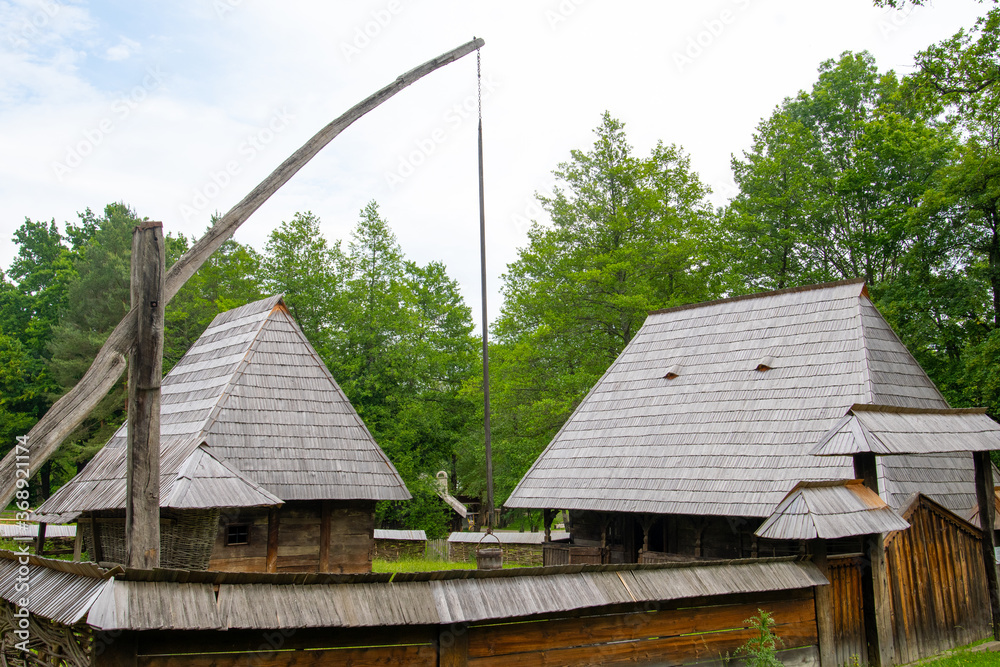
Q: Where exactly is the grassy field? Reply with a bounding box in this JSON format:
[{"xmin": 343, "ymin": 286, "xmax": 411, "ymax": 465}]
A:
[{"xmin": 372, "ymin": 557, "xmax": 521, "ymax": 573}]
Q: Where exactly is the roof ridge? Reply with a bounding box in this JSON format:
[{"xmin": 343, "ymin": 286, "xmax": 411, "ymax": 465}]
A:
[
  {"xmin": 647, "ymin": 278, "xmax": 867, "ymax": 316},
  {"xmin": 193, "ymin": 300, "xmax": 281, "ymax": 451},
  {"xmin": 855, "ymin": 293, "xmax": 877, "ymax": 403}
]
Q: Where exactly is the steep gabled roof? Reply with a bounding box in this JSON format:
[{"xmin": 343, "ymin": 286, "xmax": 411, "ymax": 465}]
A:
[
  {"xmin": 36, "ymin": 297, "xmax": 409, "ymax": 519},
  {"xmin": 505, "ymin": 280, "xmax": 975, "ymax": 518}
]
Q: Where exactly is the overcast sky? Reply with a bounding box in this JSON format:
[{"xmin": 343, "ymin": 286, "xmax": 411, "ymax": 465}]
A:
[{"xmin": 0, "ymin": 0, "xmax": 989, "ymax": 327}]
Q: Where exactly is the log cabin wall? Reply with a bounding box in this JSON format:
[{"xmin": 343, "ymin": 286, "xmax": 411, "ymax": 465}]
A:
[{"xmin": 208, "ymin": 500, "xmax": 375, "ymax": 574}]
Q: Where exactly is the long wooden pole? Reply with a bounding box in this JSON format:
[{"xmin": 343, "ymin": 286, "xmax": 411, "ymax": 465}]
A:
[
  {"xmin": 1, "ymin": 38, "xmax": 484, "ymax": 509},
  {"xmin": 476, "ymin": 46, "xmax": 494, "ymax": 531},
  {"xmin": 126, "ymin": 221, "xmax": 164, "ymax": 569}
]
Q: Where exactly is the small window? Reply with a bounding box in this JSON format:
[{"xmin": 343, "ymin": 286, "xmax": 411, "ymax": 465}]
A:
[{"xmin": 226, "ymin": 524, "xmax": 250, "ymax": 546}]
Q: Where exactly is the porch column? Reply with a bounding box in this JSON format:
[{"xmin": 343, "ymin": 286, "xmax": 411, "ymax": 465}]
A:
[
  {"xmin": 974, "ymin": 451, "xmax": 1000, "ymax": 640},
  {"xmin": 854, "ymin": 453, "xmax": 894, "ymax": 667}
]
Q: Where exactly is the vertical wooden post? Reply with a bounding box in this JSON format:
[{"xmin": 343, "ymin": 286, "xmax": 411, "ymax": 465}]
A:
[
  {"xmin": 90, "ymin": 514, "xmax": 104, "ymax": 563},
  {"xmin": 320, "ymin": 500, "xmax": 332, "ymax": 573},
  {"xmin": 439, "ymin": 625, "xmax": 469, "ymax": 667},
  {"xmin": 543, "ymin": 509, "xmax": 553, "ymax": 543},
  {"xmin": 34, "ymin": 522, "xmax": 46, "ymax": 556},
  {"xmin": 72, "ymin": 527, "xmax": 82, "ymax": 562},
  {"xmin": 812, "ymin": 540, "xmax": 837, "ymax": 667},
  {"xmin": 855, "ymin": 452, "xmax": 894, "ymax": 667},
  {"xmin": 266, "ymin": 507, "xmax": 279, "ymax": 573},
  {"xmin": 126, "ymin": 221, "xmax": 164, "ymax": 569},
  {"xmin": 974, "ymin": 451, "xmax": 1000, "ymax": 640}
]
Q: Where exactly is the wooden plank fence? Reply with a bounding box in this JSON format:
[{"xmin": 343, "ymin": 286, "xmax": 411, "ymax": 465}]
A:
[
  {"xmin": 105, "ymin": 588, "xmax": 820, "ymax": 667},
  {"xmin": 826, "ymin": 494, "xmax": 993, "ymax": 666},
  {"xmin": 885, "ymin": 495, "xmax": 992, "ymax": 665}
]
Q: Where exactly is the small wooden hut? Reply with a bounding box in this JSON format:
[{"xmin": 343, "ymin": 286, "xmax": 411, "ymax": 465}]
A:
[
  {"xmin": 506, "ymin": 280, "xmax": 982, "ymax": 563},
  {"xmin": 34, "ymin": 296, "xmax": 409, "ymax": 573}
]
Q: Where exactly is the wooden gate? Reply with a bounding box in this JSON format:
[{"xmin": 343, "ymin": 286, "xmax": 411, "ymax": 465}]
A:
[{"xmin": 828, "ymin": 555, "xmax": 866, "ymax": 666}]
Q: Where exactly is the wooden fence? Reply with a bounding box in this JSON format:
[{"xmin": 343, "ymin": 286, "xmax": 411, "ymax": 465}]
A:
[
  {"xmin": 885, "ymin": 495, "xmax": 992, "ymax": 665},
  {"xmin": 826, "ymin": 494, "xmax": 993, "ymax": 666},
  {"xmin": 102, "ymin": 588, "xmax": 820, "ymax": 667}
]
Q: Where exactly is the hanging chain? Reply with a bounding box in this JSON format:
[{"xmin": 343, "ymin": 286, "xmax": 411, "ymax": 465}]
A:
[{"xmin": 477, "ymin": 45, "xmax": 482, "ymax": 123}]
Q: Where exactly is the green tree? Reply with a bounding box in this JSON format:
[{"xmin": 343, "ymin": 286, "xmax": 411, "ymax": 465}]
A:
[{"xmin": 723, "ymin": 52, "xmax": 955, "ymax": 293}]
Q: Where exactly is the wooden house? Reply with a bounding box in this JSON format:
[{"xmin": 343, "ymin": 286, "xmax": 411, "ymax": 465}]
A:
[
  {"xmin": 34, "ymin": 296, "xmax": 410, "ymax": 574},
  {"xmin": 506, "ymin": 280, "xmax": 983, "ymax": 563}
]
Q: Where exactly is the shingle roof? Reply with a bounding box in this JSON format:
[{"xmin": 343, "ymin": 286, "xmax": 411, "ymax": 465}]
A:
[
  {"xmin": 812, "ymin": 405, "xmax": 1000, "ymax": 456},
  {"xmin": 36, "ymin": 297, "xmax": 409, "ymax": 520},
  {"xmin": 0, "ymin": 550, "xmax": 825, "ymax": 631},
  {"xmin": 505, "ymin": 280, "xmax": 976, "ymax": 518},
  {"xmin": 755, "ymin": 480, "xmax": 910, "ymax": 540}
]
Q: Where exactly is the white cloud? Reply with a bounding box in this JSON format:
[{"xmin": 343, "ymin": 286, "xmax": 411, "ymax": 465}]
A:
[{"xmin": 104, "ymin": 36, "xmax": 140, "ymax": 61}]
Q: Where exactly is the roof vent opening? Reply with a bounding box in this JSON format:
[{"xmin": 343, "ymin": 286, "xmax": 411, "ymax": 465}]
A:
[
  {"xmin": 663, "ymin": 364, "xmax": 681, "ymax": 380},
  {"xmin": 756, "ymin": 355, "xmax": 775, "ymax": 372}
]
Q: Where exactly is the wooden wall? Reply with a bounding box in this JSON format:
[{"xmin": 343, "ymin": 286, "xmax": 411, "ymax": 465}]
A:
[
  {"xmin": 96, "ymin": 589, "xmax": 819, "ymax": 667},
  {"xmin": 207, "ymin": 500, "xmax": 375, "ymax": 574},
  {"xmin": 825, "ymin": 496, "xmax": 993, "ymax": 666},
  {"xmin": 885, "ymin": 495, "xmax": 992, "ymax": 665}
]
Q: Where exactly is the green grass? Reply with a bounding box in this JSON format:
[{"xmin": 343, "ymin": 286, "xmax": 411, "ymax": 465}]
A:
[
  {"xmin": 372, "ymin": 557, "xmax": 522, "ymax": 573},
  {"xmin": 910, "ymin": 639, "xmax": 998, "ymax": 666}
]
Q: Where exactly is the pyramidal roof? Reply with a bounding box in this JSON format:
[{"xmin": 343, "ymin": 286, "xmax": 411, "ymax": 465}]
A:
[
  {"xmin": 37, "ymin": 296, "xmax": 409, "ymax": 519},
  {"xmin": 505, "ymin": 279, "xmax": 976, "ymax": 518}
]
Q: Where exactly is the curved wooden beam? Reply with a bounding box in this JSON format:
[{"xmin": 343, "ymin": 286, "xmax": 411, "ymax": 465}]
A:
[{"xmin": 3, "ymin": 37, "xmax": 485, "ymax": 509}]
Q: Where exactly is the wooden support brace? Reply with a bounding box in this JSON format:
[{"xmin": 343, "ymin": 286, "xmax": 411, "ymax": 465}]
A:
[
  {"xmin": 974, "ymin": 450, "xmax": 1000, "ymax": 640},
  {"xmin": 125, "ymin": 221, "xmax": 164, "ymax": 570},
  {"xmin": 543, "ymin": 508, "xmax": 554, "ymax": 542}
]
